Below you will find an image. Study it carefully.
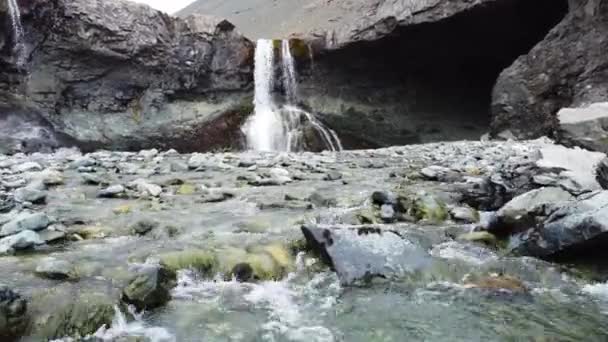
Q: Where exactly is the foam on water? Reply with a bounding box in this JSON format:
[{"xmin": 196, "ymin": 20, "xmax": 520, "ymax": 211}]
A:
[{"xmin": 172, "ymin": 268, "xmax": 338, "ymax": 342}]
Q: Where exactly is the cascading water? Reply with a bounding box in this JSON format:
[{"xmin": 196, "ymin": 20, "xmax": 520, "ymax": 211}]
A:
[
  {"xmin": 6, "ymin": 0, "xmax": 26, "ymax": 66},
  {"xmin": 243, "ymin": 39, "xmax": 343, "ymax": 152}
]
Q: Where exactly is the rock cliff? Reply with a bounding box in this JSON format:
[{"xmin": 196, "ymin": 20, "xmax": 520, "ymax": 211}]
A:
[{"xmin": 0, "ymin": 0, "xmax": 253, "ymax": 153}]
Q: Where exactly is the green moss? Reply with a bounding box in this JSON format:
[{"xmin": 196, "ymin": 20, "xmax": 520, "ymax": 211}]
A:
[
  {"xmin": 289, "ymin": 39, "xmax": 311, "ymax": 58},
  {"xmin": 458, "ymin": 232, "xmax": 498, "ymax": 247},
  {"xmin": 176, "ymin": 183, "xmax": 197, "ymax": 195},
  {"xmin": 411, "ymin": 194, "xmax": 448, "ymax": 223},
  {"xmin": 159, "ymin": 250, "xmax": 219, "ymax": 275}
]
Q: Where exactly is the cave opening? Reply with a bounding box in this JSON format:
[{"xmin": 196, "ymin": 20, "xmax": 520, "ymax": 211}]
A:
[{"xmin": 301, "ymin": 0, "xmax": 570, "ymax": 149}]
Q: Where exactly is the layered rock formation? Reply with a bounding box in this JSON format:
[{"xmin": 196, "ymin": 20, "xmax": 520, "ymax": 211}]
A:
[
  {"xmin": 182, "ymin": 0, "xmax": 569, "ymax": 148},
  {"xmin": 0, "ymin": 0, "xmax": 253, "ymax": 153}
]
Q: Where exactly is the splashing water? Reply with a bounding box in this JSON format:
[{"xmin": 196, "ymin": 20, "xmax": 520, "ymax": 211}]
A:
[
  {"xmin": 7, "ymin": 0, "xmax": 26, "ymax": 66},
  {"xmin": 243, "ymin": 39, "xmax": 343, "ymax": 152}
]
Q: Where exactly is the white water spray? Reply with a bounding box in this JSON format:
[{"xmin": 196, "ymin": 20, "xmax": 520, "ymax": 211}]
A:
[
  {"xmin": 243, "ymin": 39, "xmax": 343, "ymax": 152},
  {"xmin": 6, "ymin": 0, "xmax": 26, "ymax": 66}
]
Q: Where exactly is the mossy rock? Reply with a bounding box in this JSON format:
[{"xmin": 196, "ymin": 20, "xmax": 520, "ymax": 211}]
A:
[
  {"xmin": 176, "ymin": 184, "xmax": 197, "ymax": 195},
  {"xmin": 159, "ymin": 250, "xmax": 219, "ymax": 275},
  {"xmin": 457, "ymin": 232, "xmax": 498, "ymax": 247},
  {"xmin": 356, "ymin": 207, "xmax": 378, "ymax": 224},
  {"xmin": 219, "ymin": 244, "xmax": 294, "ymax": 281},
  {"xmin": 26, "ymin": 289, "xmax": 116, "ymax": 340},
  {"xmin": 112, "ymin": 204, "xmax": 132, "ymax": 215},
  {"xmin": 465, "ymin": 274, "xmax": 528, "ymax": 293},
  {"xmin": 121, "ymin": 263, "xmax": 177, "ymax": 311},
  {"xmin": 74, "ymin": 225, "xmax": 112, "ymax": 240},
  {"xmin": 410, "ymin": 193, "xmax": 448, "ymax": 223}
]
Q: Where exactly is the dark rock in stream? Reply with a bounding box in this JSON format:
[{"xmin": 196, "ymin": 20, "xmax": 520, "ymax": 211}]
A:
[
  {"xmin": 122, "ymin": 261, "xmax": 177, "ymax": 311},
  {"xmin": 0, "ymin": 287, "xmax": 28, "ymax": 341},
  {"xmin": 301, "ymin": 225, "xmax": 432, "ymax": 285}
]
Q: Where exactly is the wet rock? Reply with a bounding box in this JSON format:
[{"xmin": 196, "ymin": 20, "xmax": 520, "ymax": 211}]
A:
[
  {"xmin": 231, "ymin": 263, "xmax": 254, "ymax": 282},
  {"xmin": 36, "ymin": 169, "xmax": 64, "ymax": 186},
  {"xmin": 97, "ymin": 185, "xmax": 126, "ymax": 198},
  {"xmin": 379, "ymin": 204, "xmax": 396, "ymax": 223},
  {"xmin": 557, "ymin": 103, "xmax": 608, "ymax": 153},
  {"xmin": 159, "ymin": 250, "xmax": 218, "ymax": 274},
  {"xmin": 219, "ymin": 244, "xmax": 293, "ymax": 281},
  {"xmin": 130, "ymin": 219, "xmax": 159, "ymax": 236},
  {"xmin": 512, "ymin": 191, "xmax": 608, "ymax": 258},
  {"xmin": 35, "ymin": 258, "xmax": 78, "ymax": 281},
  {"xmin": 308, "ymin": 190, "xmax": 337, "ymax": 207},
  {"xmin": 26, "ymin": 289, "xmax": 115, "ymax": 340},
  {"xmin": 0, "ymin": 287, "xmax": 28, "ymax": 341},
  {"xmin": 81, "ymin": 173, "xmax": 105, "ymax": 186},
  {"xmin": 38, "ymin": 228, "xmax": 67, "ymax": 244},
  {"xmin": 70, "ymin": 157, "xmax": 97, "ymax": 169},
  {"xmin": 371, "ymin": 191, "xmax": 396, "ymax": 206},
  {"xmin": 492, "ymin": 187, "xmax": 574, "ymax": 235},
  {"xmin": 596, "ymin": 157, "xmax": 608, "ymax": 190},
  {"xmin": 323, "ymin": 171, "xmax": 342, "ymax": 181},
  {"xmin": 122, "ymin": 261, "xmax": 177, "ymax": 311},
  {"xmin": 14, "ymin": 187, "xmax": 47, "ymax": 204},
  {"xmin": 420, "ymin": 166, "xmax": 462, "ymax": 182},
  {"xmin": 199, "ymin": 191, "xmax": 235, "ymax": 203},
  {"xmin": 128, "ymin": 179, "xmax": 162, "ymax": 197},
  {"xmin": 450, "ymin": 206, "xmax": 479, "ymax": 224},
  {"xmin": 0, "ymin": 230, "xmax": 44, "ymax": 255},
  {"xmin": 457, "ymin": 232, "xmax": 498, "ymax": 247},
  {"xmin": 12, "ymin": 162, "xmax": 42, "ymax": 173},
  {"xmin": 301, "ymin": 225, "xmax": 431, "ymax": 284},
  {"xmin": 0, "ymin": 212, "xmax": 51, "ymax": 237},
  {"xmin": 138, "ymin": 149, "xmax": 159, "ymax": 160},
  {"xmin": 410, "ymin": 193, "xmax": 449, "ymax": 224}
]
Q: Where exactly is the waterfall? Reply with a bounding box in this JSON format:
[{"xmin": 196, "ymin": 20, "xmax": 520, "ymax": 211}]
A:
[
  {"xmin": 243, "ymin": 39, "xmax": 343, "ymax": 152},
  {"xmin": 7, "ymin": 0, "xmax": 26, "ymax": 66}
]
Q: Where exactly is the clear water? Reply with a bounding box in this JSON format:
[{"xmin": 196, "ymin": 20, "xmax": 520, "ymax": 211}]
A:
[{"xmin": 243, "ymin": 39, "xmax": 343, "ymax": 152}]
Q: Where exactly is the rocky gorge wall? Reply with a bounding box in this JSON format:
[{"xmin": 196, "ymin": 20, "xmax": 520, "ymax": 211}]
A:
[{"xmin": 0, "ymin": 0, "xmax": 254, "ymax": 154}]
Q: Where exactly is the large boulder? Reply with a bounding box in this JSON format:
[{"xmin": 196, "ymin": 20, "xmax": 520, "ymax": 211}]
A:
[
  {"xmin": 1, "ymin": 0, "xmax": 253, "ymax": 153},
  {"xmin": 121, "ymin": 260, "xmax": 177, "ymax": 311},
  {"xmin": 511, "ymin": 191, "xmax": 608, "ymax": 258},
  {"xmin": 557, "ymin": 102, "xmax": 608, "ymax": 153},
  {"xmin": 301, "ymin": 225, "xmax": 432, "ymax": 284},
  {"xmin": 491, "ymin": 0, "xmax": 608, "ymax": 139}
]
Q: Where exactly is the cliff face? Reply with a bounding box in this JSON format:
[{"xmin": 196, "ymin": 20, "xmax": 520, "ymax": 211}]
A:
[
  {"xmin": 491, "ymin": 0, "xmax": 608, "ymax": 140},
  {"xmin": 181, "ymin": 0, "xmax": 570, "ymax": 148},
  {"xmin": 0, "ymin": 0, "xmax": 254, "ymax": 153}
]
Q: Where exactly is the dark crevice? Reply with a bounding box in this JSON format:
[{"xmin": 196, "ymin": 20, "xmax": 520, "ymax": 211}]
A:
[{"xmin": 302, "ymin": 0, "xmax": 569, "ymax": 149}]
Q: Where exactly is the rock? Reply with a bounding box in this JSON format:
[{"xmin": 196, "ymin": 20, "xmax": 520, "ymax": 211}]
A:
[
  {"xmin": 14, "ymin": 187, "xmax": 47, "ymax": 204},
  {"xmin": 269, "ymin": 168, "xmax": 292, "ymax": 184},
  {"xmin": 3, "ymin": 0, "xmax": 253, "ymax": 153},
  {"xmin": 0, "ymin": 230, "xmax": 44, "ymax": 255},
  {"xmin": 0, "ymin": 212, "xmax": 51, "ymax": 237},
  {"xmin": 231, "ymin": 263, "xmax": 254, "ymax": 282},
  {"xmin": 535, "ymin": 144, "xmax": 605, "ymax": 194},
  {"xmin": 38, "ymin": 229, "xmax": 66, "ymax": 244},
  {"xmin": 301, "ymin": 225, "xmax": 431, "ymax": 284},
  {"xmin": 492, "ymin": 187, "xmax": 574, "ymax": 234},
  {"xmin": 130, "ymin": 219, "xmax": 159, "ymax": 236},
  {"xmin": 457, "ymin": 232, "xmax": 498, "ymax": 247},
  {"xmin": 409, "ymin": 193, "xmax": 449, "ymax": 224},
  {"xmin": 81, "ymin": 173, "xmax": 105, "ymax": 186},
  {"xmin": 176, "ymin": 183, "xmax": 197, "ymax": 195},
  {"xmin": 121, "ymin": 261, "xmax": 177, "ymax": 311},
  {"xmin": 138, "ymin": 149, "xmax": 159, "ymax": 160},
  {"xmin": 0, "ymin": 287, "xmax": 28, "ymax": 341},
  {"xmin": 35, "ymin": 258, "xmax": 78, "ymax": 281},
  {"xmin": 491, "ymin": 0, "xmax": 608, "ymax": 139},
  {"xmin": 450, "ymin": 206, "xmax": 479, "ymax": 224},
  {"xmin": 420, "ymin": 166, "xmax": 462, "ymax": 182},
  {"xmin": 97, "ymin": 185, "xmax": 126, "ymax": 198},
  {"xmin": 12, "ymin": 162, "xmax": 42, "ymax": 173},
  {"xmin": 371, "ymin": 191, "xmax": 396, "ymax": 206},
  {"xmin": 323, "ymin": 171, "xmax": 342, "ymax": 181},
  {"xmin": 557, "ymin": 103, "xmax": 608, "ymax": 153},
  {"xmin": 129, "ymin": 179, "xmax": 162, "ymax": 197},
  {"xmin": 159, "ymin": 250, "xmax": 218, "ymax": 275},
  {"xmin": 308, "ymin": 190, "xmax": 337, "ymax": 207},
  {"xmin": 379, "ymin": 204, "xmax": 396, "ymax": 223},
  {"xmin": 512, "ymin": 191, "xmax": 608, "ymax": 258},
  {"xmin": 218, "ymin": 244, "xmax": 294, "ymax": 281},
  {"xmin": 26, "ymin": 289, "xmax": 115, "ymax": 340},
  {"xmin": 37, "ymin": 169, "xmax": 64, "ymax": 186},
  {"xmin": 187, "ymin": 154, "xmax": 207, "ymax": 170},
  {"xmin": 199, "ymin": 191, "xmax": 234, "ymax": 203}
]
